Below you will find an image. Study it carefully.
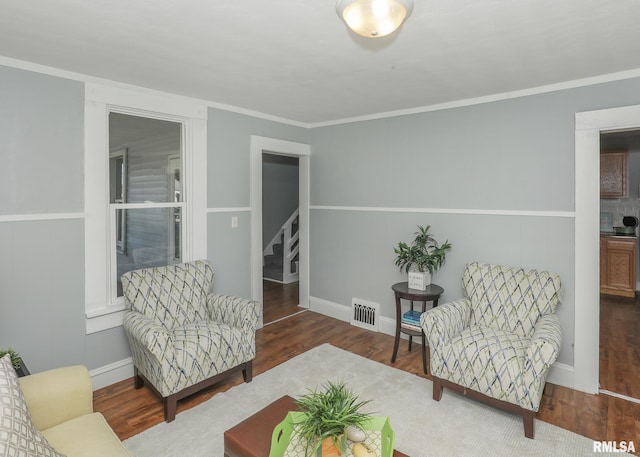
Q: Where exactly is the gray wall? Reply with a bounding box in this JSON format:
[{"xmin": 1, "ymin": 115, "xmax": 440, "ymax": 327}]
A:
[
  {"xmin": 309, "ymin": 77, "xmax": 640, "ymax": 367},
  {"xmin": 0, "ymin": 67, "xmax": 83, "ymax": 215},
  {"xmin": 628, "ymin": 151, "xmax": 640, "ymax": 200},
  {"xmin": 206, "ymin": 108, "xmax": 309, "ymax": 299},
  {"xmin": 262, "ymin": 154, "xmax": 299, "ymax": 247},
  {"xmin": 0, "ymin": 66, "xmax": 310, "ymax": 374},
  {"xmin": 6, "ymin": 59, "xmax": 640, "ymax": 377},
  {"xmin": 0, "ymin": 65, "xmax": 130, "ymax": 372}
]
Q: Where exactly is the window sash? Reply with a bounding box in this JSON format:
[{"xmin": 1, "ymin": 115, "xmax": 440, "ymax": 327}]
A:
[{"xmin": 108, "ymin": 202, "xmax": 186, "ymax": 305}]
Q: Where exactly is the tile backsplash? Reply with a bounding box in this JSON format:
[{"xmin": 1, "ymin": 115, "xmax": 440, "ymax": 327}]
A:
[{"xmin": 601, "ymin": 199, "xmax": 640, "ymax": 230}]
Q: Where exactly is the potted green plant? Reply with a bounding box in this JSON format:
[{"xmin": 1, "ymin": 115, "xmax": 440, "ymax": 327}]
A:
[
  {"xmin": 294, "ymin": 381, "xmax": 372, "ymax": 457},
  {"xmin": 0, "ymin": 348, "xmax": 29, "ymax": 377},
  {"xmin": 394, "ymin": 225, "xmax": 452, "ymax": 290}
]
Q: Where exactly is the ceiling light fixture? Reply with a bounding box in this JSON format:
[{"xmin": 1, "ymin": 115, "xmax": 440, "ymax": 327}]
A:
[{"xmin": 336, "ymin": 0, "xmax": 413, "ymax": 38}]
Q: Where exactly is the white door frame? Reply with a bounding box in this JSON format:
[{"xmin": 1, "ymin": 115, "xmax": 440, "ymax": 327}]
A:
[
  {"xmin": 575, "ymin": 104, "xmax": 640, "ymax": 393},
  {"xmin": 250, "ymin": 135, "xmax": 311, "ymax": 328}
]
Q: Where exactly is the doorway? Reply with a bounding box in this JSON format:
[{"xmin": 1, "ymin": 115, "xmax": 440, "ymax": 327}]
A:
[
  {"xmin": 598, "ymin": 130, "xmax": 640, "ymax": 402},
  {"xmin": 575, "ymin": 103, "xmax": 640, "ymax": 395},
  {"xmin": 249, "ymin": 136, "xmax": 311, "ymax": 329},
  {"xmin": 262, "ymin": 153, "xmax": 301, "ymax": 323}
]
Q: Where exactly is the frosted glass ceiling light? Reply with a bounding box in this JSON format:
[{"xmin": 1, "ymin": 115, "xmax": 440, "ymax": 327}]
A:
[{"xmin": 336, "ymin": 0, "xmax": 413, "ymax": 38}]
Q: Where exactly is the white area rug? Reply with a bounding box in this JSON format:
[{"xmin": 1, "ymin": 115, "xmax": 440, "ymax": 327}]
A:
[{"xmin": 123, "ymin": 344, "xmax": 624, "ymax": 456}]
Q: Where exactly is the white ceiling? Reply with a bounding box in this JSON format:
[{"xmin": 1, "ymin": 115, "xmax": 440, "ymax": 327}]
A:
[{"xmin": 2, "ymin": 0, "xmax": 640, "ymax": 125}]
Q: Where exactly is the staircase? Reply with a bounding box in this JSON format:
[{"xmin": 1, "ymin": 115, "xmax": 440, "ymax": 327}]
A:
[{"xmin": 263, "ymin": 209, "xmax": 299, "ymax": 283}]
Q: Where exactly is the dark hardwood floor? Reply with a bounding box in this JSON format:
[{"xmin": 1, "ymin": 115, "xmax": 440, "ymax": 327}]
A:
[
  {"xmin": 263, "ymin": 279, "xmax": 300, "ymax": 324},
  {"xmin": 600, "ymin": 293, "xmax": 640, "ymax": 400},
  {"xmin": 93, "ymin": 285, "xmax": 640, "ymax": 455}
]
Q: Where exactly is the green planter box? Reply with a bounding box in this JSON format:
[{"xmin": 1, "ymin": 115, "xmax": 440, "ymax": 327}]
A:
[{"xmin": 270, "ymin": 412, "xmax": 394, "ymax": 457}]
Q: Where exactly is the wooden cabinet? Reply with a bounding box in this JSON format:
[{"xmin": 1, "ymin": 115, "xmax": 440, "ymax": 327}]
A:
[
  {"xmin": 600, "ymin": 235, "xmax": 636, "ymax": 297},
  {"xmin": 600, "ymin": 151, "xmax": 628, "ymax": 198}
]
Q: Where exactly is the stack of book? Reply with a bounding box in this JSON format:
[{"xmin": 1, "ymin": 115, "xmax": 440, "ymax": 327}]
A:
[{"xmin": 401, "ymin": 309, "xmax": 423, "ymax": 332}]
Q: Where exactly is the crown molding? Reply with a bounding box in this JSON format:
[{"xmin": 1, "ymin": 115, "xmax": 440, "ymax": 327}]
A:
[{"xmin": 3, "ymin": 54, "xmax": 640, "ymax": 130}]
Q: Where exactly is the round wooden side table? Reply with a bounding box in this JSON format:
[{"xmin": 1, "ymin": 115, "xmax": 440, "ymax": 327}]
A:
[{"xmin": 391, "ymin": 282, "xmax": 444, "ymax": 374}]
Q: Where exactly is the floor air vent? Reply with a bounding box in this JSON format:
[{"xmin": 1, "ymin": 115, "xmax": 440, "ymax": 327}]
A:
[{"xmin": 350, "ymin": 298, "xmax": 380, "ymax": 332}]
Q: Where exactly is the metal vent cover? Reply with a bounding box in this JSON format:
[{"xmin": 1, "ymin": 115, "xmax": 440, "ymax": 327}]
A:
[{"xmin": 350, "ymin": 298, "xmax": 380, "ymax": 332}]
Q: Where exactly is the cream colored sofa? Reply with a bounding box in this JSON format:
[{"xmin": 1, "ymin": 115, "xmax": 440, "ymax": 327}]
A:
[{"xmin": 19, "ymin": 365, "xmax": 131, "ymax": 457}]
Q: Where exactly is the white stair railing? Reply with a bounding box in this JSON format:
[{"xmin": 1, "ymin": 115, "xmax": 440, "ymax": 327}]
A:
[{"xmin": 263, "ymin": 208, "xmax": 299, "ymax": 283}]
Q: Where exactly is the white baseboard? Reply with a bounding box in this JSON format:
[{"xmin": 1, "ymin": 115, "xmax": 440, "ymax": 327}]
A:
[
  {"xmin": 309, "ymin": 296, "xmax": 352, "ymax": 321},
  {"xmin": 546, "ymin": 362, "xmax": 574, "ymax": 389},
  {"xmin": 308, "ymin": 295, "xmax": 575, "ymax": 390},
  {"xmin": 89, "ymin": 300, "xmax": 576, "ymax": 392},
  {"xmin": 88, "ymin": 357, "xmax": 134, "ymax": 391},
  {"xmin": 309, "ymin": 296, "xmax": 397, "ymax": 336},
  {"xmin": 379, "ymin": 315, "xmax": 399, "ymax": 338}
]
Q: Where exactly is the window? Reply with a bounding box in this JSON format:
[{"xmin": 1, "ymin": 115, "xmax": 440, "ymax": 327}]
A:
[
  {"xmin": 84, "ymin": 83, "xmax": 208, "ymax": 334},
  {"xmin": 108, "ymin": 113, "xmax": 184, "ymax": 298}
]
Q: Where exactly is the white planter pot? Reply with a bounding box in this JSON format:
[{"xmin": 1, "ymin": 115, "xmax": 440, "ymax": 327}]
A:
[{"xmin": 408, "ymin": 270, "xmax": 431, "ymax": 290}]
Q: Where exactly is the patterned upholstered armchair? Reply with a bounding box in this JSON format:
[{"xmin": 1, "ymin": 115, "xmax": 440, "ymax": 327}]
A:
[
  {"xmin": 121, "ymin": 260, "xmax": 261, "ymax": 422},
  {"xmin": 421, "ymin": 262, "xmax": 562, "ymax": 438}
]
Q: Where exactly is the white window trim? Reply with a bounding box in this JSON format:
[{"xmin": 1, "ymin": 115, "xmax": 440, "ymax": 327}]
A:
[{"xmin": 84, "ymin": 83, "xmax": 207, "ymax": 334}]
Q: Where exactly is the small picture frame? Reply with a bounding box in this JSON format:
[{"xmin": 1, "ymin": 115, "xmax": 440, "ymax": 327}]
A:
[{"xmin": 600, "ymin": 212, "xmax": 613, "ymax": 232}]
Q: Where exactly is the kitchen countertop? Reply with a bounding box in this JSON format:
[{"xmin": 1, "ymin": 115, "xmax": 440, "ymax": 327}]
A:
[{"xmin": 600, "ymin": 231, "xmax": 638, "ymax": 238}]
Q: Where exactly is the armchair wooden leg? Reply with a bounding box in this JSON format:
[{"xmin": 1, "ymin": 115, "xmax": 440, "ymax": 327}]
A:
[
  {"xmin": 164, "ymin": 394, "xmax": 178, "ymax": 423},
  {"xmin": 242, "ymin": 360, "xmax": 253, "ymax": 383},
  {"xmin": 432, "ymin": 375, "xmax": 444, "ymax": 401},
  {"xmin": 523, "ymin": 411, "xmax": 535, "ymax": 439},
  {"xmin": 133, "ymin": 367, "xmax": 144, "ymax": 389}
]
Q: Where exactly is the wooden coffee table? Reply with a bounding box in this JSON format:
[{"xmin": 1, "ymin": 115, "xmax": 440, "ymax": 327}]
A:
[{"xmin": 224, "ymin": 395, "xmax": 408, "ymax": 457}]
